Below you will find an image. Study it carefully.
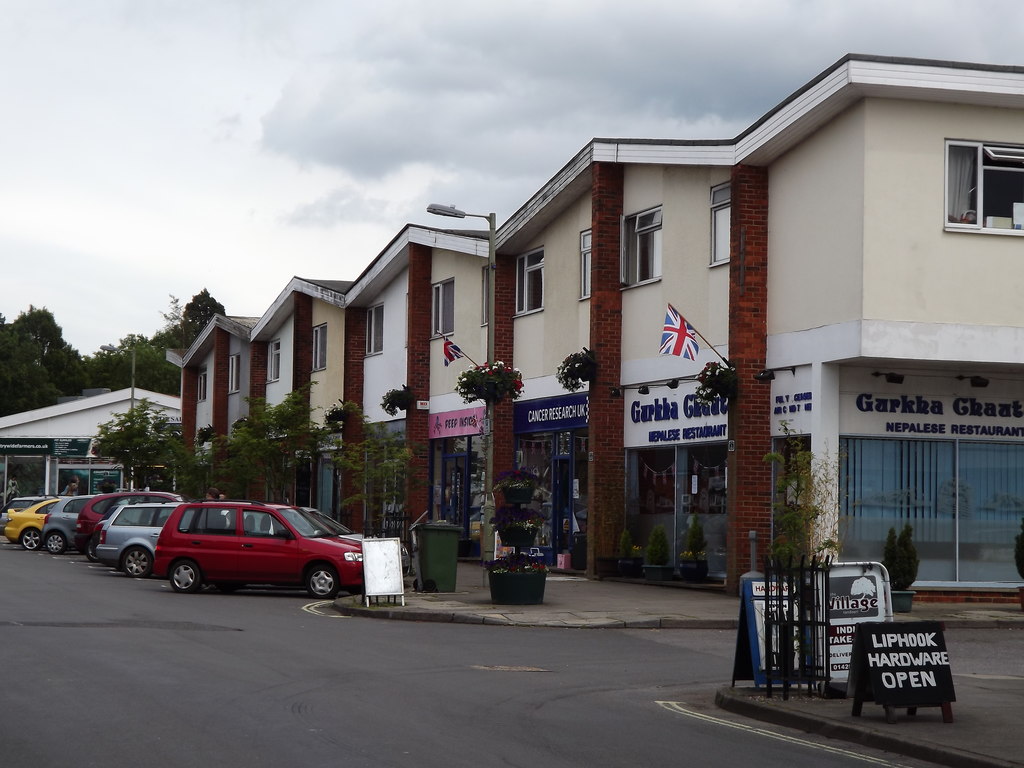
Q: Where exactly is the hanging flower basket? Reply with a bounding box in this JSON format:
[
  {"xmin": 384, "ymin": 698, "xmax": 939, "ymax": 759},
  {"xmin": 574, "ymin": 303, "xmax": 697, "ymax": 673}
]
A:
[
  {"xmin": 694, "ymin": 361, "xmax": 737, "ymax": 405},
  {"xmin": 380, "ymin": 385, "xmax": 415, "ymax": 416},
  {"xmin": 455, "ymin": 361, "xmax": 523, "ymax": 404},
  {"xmin": 556, "ymin": 347, "xmax": 597, "ymax": 392},
  {"xmin": 490, "ymin": 504, "xmax": 544, "ymax": 543},
  {"xmin": 195, "ymin": 425, "xmax": 216, "ymax": 444}
]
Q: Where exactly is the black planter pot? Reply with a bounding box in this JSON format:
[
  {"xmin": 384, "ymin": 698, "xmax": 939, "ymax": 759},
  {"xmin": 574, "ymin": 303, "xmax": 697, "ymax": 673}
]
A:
[
  {"xmin": 498, "ymin": 526, "xmax": 537, "ymax": 549},
  {"xmin": 617, "ymin": 557, "xmax": 644, "ymax": 578},
  {"xmin": 643, "ymin": 564, "xmax": 675, "ymax": 582},
  {"xmin": 488, "ymin": 570, "xmax": 546, "ymax": 605},
  {"xmin": 678, "ymin": 560, "xmax": 709, "ymax": 583},
  {"xmin": 500, "ymin": 486, "xmax": 534, "ymax": 505}
]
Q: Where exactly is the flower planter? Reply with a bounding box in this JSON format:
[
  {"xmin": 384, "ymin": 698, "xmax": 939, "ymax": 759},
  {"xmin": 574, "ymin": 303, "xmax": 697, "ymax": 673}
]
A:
[
  {"xmin": 595, "ymin": 557, "xmax": 619, "ymax": 578},
  {"xmin": 643, "ymin": 564, "xmax": 675, "ymax": 582},
  {"xmin": 488, "ymin": 570, "xmax": 546, "ymax": 605},
  {"xmin": 617, "ymin": 557, "xmax": 644, "ymax": 578},
  {"xmin": 678, "ymin": 559, "xmax": 709, "ymax": 583},
  {"xmin": 891, "ymin": 589, "xmax": 915, "ymax": 613},
  {"xmin": 498, "ymin": 526, "xmax": 537, "ymax": 550},
  {"xmin": 501, "ymin": 486, "xmax": 534, "ymax": 505}
]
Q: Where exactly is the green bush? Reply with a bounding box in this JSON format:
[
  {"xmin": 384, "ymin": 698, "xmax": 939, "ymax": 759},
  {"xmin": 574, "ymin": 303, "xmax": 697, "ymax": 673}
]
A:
[
  {"xmin": 619, "ymin": 528, "xmax": 634, "ymax": 559},
  {"xmin": 883, "ymin": 524, "xmax": 919, "ymax": 591},
  {"xmin": 646, "ymin": 524, "xmax": 670, "ymax": 566}
]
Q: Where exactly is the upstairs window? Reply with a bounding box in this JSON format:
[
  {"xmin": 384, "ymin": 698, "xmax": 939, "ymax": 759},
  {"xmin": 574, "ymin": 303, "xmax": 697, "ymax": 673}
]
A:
[
  {"xmin": 516, "ymin": 250, "xmax": 544, "ymax": 313},
  {"xmin": 268, "ymin": 340, "xmax": 281, "ymax": 382},
  {"xmin": 228, "ymin": 354, "xmax": 240, "ymax": 393},
  {"xmin": 366, "ymin": 304, "xmax": 384, "ymax": 355},
  {"xmin": 622, "ymin": 207, "xmax": 662, "ymax": 285},
  {"xmin": 432, "ymin": 279, "xmax": 455, "ymax": 336},
  {"xmin": 312, "ymin": 324, "xmax": 327, "ymax": 370},
  {"xmin": 710, "ymin": 183, "xmax": 731, "ymax": 264},
  {"xmin": 197, "ymin": 366, "xmax": 208, "ymax": 401},
  {"xmin": 947, "ymin": 141, "xmax": 1024, "ymax": 230},
  {"xmin": 580, "ymin": 230, "xmax": 592, "ymax": 298}
]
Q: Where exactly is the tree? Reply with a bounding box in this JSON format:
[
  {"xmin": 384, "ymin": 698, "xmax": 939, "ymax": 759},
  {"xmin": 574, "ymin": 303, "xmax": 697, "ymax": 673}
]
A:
[
  {"xmin": 182, "ymin": 289, "xmax": 225, "ymax": 346},
  {"xmin": 0, "ymin": 308, "xmax": 83, "ymax": 416},
  {"xmin": 83, "ymin": 333, "xmax": 181, "ymax": 398},
  {"xmin": 94, "ymin": 399, "xmax": 179, "ymax": 490}
]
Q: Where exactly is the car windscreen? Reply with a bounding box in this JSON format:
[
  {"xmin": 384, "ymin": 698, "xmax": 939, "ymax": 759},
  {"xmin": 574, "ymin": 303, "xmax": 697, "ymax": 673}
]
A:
[{"xmin": 276, "ymin": 507, "xmax": 342, "ymax": 538}]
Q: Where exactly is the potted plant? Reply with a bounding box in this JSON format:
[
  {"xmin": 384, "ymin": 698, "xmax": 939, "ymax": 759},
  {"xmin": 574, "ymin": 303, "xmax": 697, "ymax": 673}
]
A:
[
  {"xmin": 694, "ymin": 361, "xmax": 737, "ymax": 406},
  {"xmin": 679, "ymin": 516, "xmax": 709, "ymax": 583},
  {"xmin": 493, "ymin": 468, "xmax": 539, "ymax": 506},
  {"xmin": 485, "ymin": 551, "xmax": 548, "ymax": 605},
  {"xmin": 643, "ymin": 524, "xmax": 674, "ymax": 581},
  {"xmin": 455, "ymin": 361, "xmax": 524, "ymax": 404},
  {"xmin": 883, "ymin": 524, "xmax": 919, "ymax": 613},
  {"xmin": 617, "ymin": 528, "xmax": 644, "ymax": 578},
  {"xmin": 556, "ymin": 347, "xmax": 597, "ymax": 392},
  {"xmin": 195, "ymin": 425, "xmax": 216, "ymax": 444},
  {"xmin": 380, "ymin": 385, "xmax": 415, "ymax": 416},
  {"xmin": 1015, "ymin": 517, "xmax": 1024, "ymax": 611},
  {"xmin": 490, "ymin": 504, "xmax": 544, "ymax": 550}
]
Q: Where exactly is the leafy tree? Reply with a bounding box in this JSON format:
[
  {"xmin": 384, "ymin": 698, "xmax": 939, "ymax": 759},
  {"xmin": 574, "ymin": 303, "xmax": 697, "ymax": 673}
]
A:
[
  {"xmin": 182, "ymin": 289, "xmax": 225, "ymax": 346},
  {"xmin": 151, "ymin": 295, "xmax": 188, "ymax": 351},
  {"xmin": 94, "ymin": 399, "xmax": 179, "ymax": 490},
  {"xmin": 83, "ymin": 333, "xmax": 180, "ymax": 398},
  {"xmin": 0, "ymin": 308, "xmax": 83, "ymax": 416}
]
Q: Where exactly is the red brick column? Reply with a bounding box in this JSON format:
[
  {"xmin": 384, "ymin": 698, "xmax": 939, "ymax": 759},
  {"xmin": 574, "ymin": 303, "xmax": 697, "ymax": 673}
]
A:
[
  {"xmin": 249, "ymin": 341, "xmax": 268, "ymax": 402},
  {"xmin": 405, "ymin": 242, "xmax": 432, "ymax": 521},
  {"xmin": 726, "ymin": 164, "xmax": 773, "ymax": 593},
  {"xmin": 212, "ymin": 328, "xmax": 230, "ymax": 437},
  {"xmin": 293, "ymin": 292, "xmax": 313, "ymax": 402},
  {"xmin": 343, "ymin": 308, "xmax": 367, "ymax": 532},
  {"xmin": 587, "ymin": 160, "xmax": 625, "ymax": 575},
  {"xmin": 493, "ymin": 251, "xmax": 516, "ymax": 475}
]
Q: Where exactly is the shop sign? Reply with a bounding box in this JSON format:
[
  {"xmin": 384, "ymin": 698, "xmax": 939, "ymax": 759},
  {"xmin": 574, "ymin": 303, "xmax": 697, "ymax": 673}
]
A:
[
  {"xmin": 513, "ymin": 393, "xmax": 589, "ymax": 433},
  {"xmin": 624, "ymin": 392, "xmax": 727, "ymax": 448},
  {"xmin": 0, "ymin": 438, "xmax": 53, "ymax": 455},
  {"xmin": 52, "ymin": 437, "xmax": 97, "ymax": 458},
  {"xmin": 843, "ymin": 391, "xmax": 1024, "ymax": 440},
  {"xmin": 430, "ymin": 406, "xmax": 485, "ymax": 439}
]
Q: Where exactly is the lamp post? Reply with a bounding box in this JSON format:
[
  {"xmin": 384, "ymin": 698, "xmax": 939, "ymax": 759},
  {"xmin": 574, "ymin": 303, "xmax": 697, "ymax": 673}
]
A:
[{"xmin": 427, "ymin": 203, "xmax": 497, "ymax": 563}]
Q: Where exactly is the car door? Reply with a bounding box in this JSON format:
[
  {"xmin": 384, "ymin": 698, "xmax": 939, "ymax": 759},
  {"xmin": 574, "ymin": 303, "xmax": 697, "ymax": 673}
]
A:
[
  {"xmin": 236, "ymin": 508, "xmax": 300, "ymax": 584},
  {"xmin": 176, "ymin": 505, "xmax": 240, "ymax": 581}
]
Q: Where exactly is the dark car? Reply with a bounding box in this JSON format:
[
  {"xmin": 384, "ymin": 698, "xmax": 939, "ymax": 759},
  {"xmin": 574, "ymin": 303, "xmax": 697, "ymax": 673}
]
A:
[
  {"xmin": 152, "ymin": 502, "xmax": 364, "ymax": 598},
  {"xmin": 74, "ymin": 491, "xmax": 183, "ymax": 557}
]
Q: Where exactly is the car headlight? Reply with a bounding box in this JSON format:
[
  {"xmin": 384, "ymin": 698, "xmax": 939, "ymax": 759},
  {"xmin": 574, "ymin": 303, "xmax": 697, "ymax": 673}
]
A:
[{"xmin": 344, "ymin": 552, "xmax": 363, "ymax": 562}]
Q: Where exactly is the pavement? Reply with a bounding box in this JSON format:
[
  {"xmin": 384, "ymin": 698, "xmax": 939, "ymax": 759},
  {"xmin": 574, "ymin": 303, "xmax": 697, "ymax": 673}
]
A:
[{"xmin": 334, "ymin": 561, "xmax": 1024, "ymax": 768}]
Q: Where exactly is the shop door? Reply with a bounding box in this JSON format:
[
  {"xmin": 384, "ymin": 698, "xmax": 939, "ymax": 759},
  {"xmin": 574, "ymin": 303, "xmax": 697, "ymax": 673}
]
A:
[{"xmin": 551, "ymin": 457, "xmax": 573, "ymax": 556}]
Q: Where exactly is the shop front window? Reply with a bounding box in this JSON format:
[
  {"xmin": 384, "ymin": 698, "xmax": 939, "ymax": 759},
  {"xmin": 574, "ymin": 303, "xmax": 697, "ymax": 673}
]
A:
[{"xmin": 677, "ymin": 444, "xmax": 728, "ymax": 578}]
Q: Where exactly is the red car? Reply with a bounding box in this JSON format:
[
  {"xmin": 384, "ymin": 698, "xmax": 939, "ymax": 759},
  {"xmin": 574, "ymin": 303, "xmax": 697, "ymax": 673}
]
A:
[
  {"xmin": 152, "ymin": 502, "xmax": 364, "ymax": 598},
  {"xmin": 73, "ymin": 491, "xmax": 184, "ymax": 558}
]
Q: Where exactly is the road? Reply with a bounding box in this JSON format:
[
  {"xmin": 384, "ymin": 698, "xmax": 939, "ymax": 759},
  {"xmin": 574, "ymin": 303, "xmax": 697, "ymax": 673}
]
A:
[{"xmin": 1, "ymin": 542, "xmax": 948, "ymax": 768}]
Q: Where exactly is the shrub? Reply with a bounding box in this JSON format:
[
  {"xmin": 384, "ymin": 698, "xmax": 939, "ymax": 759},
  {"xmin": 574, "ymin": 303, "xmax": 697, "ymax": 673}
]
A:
[
  {"xmin": 883, "ymin": 524, "xmax": 919, "ymax": 591},
  {"xmin": 646, "ymin": 524, "xmax": 670, "ymax": 566}
]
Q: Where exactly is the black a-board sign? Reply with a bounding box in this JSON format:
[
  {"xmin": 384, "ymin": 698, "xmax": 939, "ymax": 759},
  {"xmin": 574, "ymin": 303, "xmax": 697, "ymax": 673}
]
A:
[{"xmin": 848, "ymin": 621, "xmax": 955, "ymax": 723}]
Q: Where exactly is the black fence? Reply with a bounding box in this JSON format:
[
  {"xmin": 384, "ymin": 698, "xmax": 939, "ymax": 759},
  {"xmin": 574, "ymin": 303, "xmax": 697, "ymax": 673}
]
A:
[{"xmin": 763, "ymin": 556, "xmax": 832, "ymax": 699}]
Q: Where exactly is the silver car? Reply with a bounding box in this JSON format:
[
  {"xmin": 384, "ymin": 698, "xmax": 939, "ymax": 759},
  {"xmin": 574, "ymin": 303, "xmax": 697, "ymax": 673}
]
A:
[
  {"xmin": 95, "ymin": 502, "xmax": 178, "ymax": 578},
  {"xmin": 40, "ymin": 495, "xmax": 96, "ymax": 554}
]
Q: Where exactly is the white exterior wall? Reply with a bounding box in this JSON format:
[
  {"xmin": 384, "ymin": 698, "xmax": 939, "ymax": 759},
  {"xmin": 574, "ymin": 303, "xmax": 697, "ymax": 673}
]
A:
[
  {"xmin": 195, "ymin": 348, "xmax": 215, "ymax": 429},
  {"xmin": 264, "ymin": 315, "xmax": 295, "ymax": 406},
  {"xmin": 363, "ymin": 269, "xmax": 408, "ymax": 422},
  {"xmin": 431, "ymin": 248, "xmax": 488, "ymax": 400},
  {"xmin": 227, "ymin": 334, "xmax": 249, "ymax": 426},
  {"xmin": 0, "ymin": 390, "xmax": 181, "ymax": 437}
]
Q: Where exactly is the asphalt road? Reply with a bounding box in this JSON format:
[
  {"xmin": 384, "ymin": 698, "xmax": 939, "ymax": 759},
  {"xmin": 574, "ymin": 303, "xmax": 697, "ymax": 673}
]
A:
[{"xmin": 1, "ymin": 542, "xmax": 948, "ymax": 768}]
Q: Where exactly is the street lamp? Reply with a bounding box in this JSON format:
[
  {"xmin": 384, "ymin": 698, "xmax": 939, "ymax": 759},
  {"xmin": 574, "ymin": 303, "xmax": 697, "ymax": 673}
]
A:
[
  {"xmin": 427, "ymin": 203, "xmax": 497, "ymax": 564},
  {"xmin": 100, "ymin": 343, "xmax": 136, "ymax": 411}
]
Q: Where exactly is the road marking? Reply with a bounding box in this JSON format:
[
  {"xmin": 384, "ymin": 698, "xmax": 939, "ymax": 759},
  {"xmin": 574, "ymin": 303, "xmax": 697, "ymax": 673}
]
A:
[
  {"xmin": 301, "ymin": 601, "xmax": 351, "ymax": 617},
  {"xmin": 657, "ymin": 701, "xmax": 911, "ymax": 766},
  {"xmin": 470, "ymin": 665, "xmax": 551, "ymax": 672}
]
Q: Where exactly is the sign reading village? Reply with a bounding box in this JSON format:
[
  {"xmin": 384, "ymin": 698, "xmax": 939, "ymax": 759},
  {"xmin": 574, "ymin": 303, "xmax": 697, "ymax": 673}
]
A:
[{"xmin": 844, "ymin": 391, "xmax": 1024, "ymax": 440}]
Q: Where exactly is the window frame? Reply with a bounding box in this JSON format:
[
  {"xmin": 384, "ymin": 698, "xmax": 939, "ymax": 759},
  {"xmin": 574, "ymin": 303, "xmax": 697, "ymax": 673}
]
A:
[
  {"xmin": 946, "ymin": 139, "xmax": 1024, "ymax": 232},
  {"xmin": 515, "ymin": 249, "xmax": 544, "ymax": 314},
  {"xmin": 312, "ymin": 323, "xmax": 327, "ymax": 371},
  {"xmin": 622, "ymin": 206, "xmax": 663, "ymax": 286},
  {"xmin": 197, "ymin": 366, "xmax": 208, "ymax": 401},
  {"xmin": 268, "ymin": 339, "xmax": 281, "ymax": 382},
  {"xmin": 228, "ymin": 353, "xmax": 240, "ymax": 393},
  {"xmin": 579, "ymin": 229, "xmax": 592, "ymax": 298},
  {"xmin": 366, "ymin": 304, "xmax": 384, "ymax": 355},
  {"xmin": 710, "ymin": 183, "xmax": 731, "ymax": 265},
  {"xmin": 432, "ymin": 278, "xmax": 455, "ymax": 337}
]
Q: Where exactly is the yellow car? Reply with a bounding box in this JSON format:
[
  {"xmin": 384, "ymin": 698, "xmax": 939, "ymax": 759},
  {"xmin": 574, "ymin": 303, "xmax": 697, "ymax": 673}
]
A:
[{"xmin": 4, "ymin": 498, "xmax": 60, "ymax": 551}]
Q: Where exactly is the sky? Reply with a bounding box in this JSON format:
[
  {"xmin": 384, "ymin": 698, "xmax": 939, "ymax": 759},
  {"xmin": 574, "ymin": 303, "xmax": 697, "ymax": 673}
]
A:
[{"xmin": 3, "ymin": 0, "xmax": 1023, "ymax": 356}]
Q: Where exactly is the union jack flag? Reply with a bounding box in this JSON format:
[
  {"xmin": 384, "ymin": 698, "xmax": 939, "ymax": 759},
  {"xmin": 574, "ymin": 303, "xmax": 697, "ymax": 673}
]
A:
[
  {"xmin": 442, "ymin": 338, "xmax": 465, "ymax": 367},
  {"xmin": 659, "ymin": 304, "xmax": 699, "ymax": 359}
]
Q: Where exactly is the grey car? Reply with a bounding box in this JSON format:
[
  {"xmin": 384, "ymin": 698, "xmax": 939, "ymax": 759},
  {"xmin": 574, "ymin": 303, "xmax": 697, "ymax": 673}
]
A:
[
  {"xmin": 40, "ymin": 495, "xmax": 96, "ymax": 554},
  {"xmin": 95, "ymin": 502, "xmax": 178, "ymax": 578}
]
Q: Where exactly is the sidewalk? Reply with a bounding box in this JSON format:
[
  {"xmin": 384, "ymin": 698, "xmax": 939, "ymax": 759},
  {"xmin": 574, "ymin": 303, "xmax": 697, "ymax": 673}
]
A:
[{"xmin": 335, "ymin": 561, "xmax": 1024, "ymax": 768}]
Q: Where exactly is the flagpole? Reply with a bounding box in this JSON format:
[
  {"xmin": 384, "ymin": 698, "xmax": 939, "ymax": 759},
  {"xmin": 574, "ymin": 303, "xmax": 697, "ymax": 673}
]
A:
[{"xmin": 689, "ymin": 326, "xmax": 731, "ymax": 367}]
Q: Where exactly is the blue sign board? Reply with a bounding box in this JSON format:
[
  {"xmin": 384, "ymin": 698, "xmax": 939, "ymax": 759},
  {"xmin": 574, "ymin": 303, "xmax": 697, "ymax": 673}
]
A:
[{"xmin": 513, "ymin": 393, "xmax": 589, "ymax": 433}]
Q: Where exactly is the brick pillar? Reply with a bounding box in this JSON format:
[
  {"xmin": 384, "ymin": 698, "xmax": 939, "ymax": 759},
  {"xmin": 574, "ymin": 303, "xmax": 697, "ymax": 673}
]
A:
[
  {"xmin": 249, "ymin": 341, "xmax": 268, "ymax": 402},
  {"xmin": 726, "ymin": 164, "xmax": 773, "ymax": 593},
  {"xmin": 293, "ymin": 292, "xmax": 313, "ymax": 400},
  {"xmin": 405, "ymin": 242, "xmax": 432, "ymax": 521},
  {"xmin": 212, "ymin": 328, "xmax": 230, "ymax": 436},
  {"xmin": 343, "ymin": 308, "xmax": 367, "ymax": 532},
  {"xmin": 587, "ymin": 161, "xmax": 625, "ymax": 575},
  {"xmin": 490, "ymin": 250, "xmax": 516, "ymax": 477}
]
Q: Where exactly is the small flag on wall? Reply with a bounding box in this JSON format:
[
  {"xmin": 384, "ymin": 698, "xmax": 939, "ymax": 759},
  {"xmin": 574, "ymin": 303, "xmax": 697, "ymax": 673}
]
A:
[
  {"xmin": 442, "ymin": 338, "xmax": 465, "ymax": 367},
  {"xmin": 659, "ymin": 304, "xmax": 700, "ymax": 360}
]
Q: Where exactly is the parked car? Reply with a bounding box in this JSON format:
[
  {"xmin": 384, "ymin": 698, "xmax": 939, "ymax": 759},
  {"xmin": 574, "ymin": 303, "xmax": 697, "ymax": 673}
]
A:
[
  {"xmin": 300, "ymin": 506, "xmax": 411, "ymax": 574},
  {"xmin": 3, "ymin": 498, "xmax": 61, "ymax": 550},
  {"xmin": 2, "ymin": 495, "xmax": 57, "ymax": 535},
  {"xmin": 95, "ymin": 502, "xmax": 178, "ymax": 577},
  {"xmin": 74, "ymin": 491, "xmax": 183, "ymax": 557},
  {"xmin": 40, "ymin": 495, "xmax": 96, "ymax": 554},
  {"xmin": 153, "ymin": 502, "xmax": 364, "ymax": 598}
]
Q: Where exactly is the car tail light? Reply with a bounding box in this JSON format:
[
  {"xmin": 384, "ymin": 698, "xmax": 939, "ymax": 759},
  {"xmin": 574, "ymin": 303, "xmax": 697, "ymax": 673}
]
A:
[
  {"xmin": 44, "ymin": 514, "xmax": 51, "ymax": 524},
  {"xmin": 98, "ymin": 528, "xmax": 107, "ymax": 545}
]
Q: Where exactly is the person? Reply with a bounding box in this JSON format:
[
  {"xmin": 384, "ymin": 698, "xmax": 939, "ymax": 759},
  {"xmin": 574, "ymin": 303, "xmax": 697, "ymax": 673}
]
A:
[
  {"xmin": 61, "ymin": 476, "xmax": 79, "ymax": 495},
  {"xmin": 5, "ymin": 478, "xmax": 19, "ymax": 505},
  {"xmin": 205, "ymin": 487, "xmax": 221, "ymax": 500}
]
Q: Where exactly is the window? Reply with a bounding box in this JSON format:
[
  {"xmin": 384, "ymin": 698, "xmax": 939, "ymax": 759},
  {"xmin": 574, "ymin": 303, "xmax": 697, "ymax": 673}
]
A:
[
  {"xmin": 710, "ymin": 184, "xmax": 731, "ymax": 264},
  {"xmin": 366, "ymin": 304, "xmax": 384, "ymax": 354},
  {"xmin": 516, "ymin": 249, "xmax": 544, "ymax": 313},
  {"xmin": 228, "ymin": 354, "xmax": 240, "ymax": 393},
  {"xmin": 947, "ymin": 141, "xmax": 1024, "ymax": 230},
  {"xmin": 312, "ymin": 324, "xmax": 327, "ymax": 370},
  {"xmin": 197, "ymin": 367, "xmax": 208, "ymax": 401},
  {"xmin": 622, "ymin": 207, "xmax": 662, "ymax": 285},
  {"xmin": 580, "ymin": 230, "xmax": 592, "ymax": 298},
  {"xmin": 268, "ymin": 339, "xmax": 281, "ymax": 382},
  {"xmin": 432, "ymin": 279, "xmax": 455, "ymax": 336}
]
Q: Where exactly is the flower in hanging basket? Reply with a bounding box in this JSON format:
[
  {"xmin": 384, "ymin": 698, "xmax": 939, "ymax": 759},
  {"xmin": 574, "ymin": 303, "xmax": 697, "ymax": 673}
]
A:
[
  {"xmin": 493, "ymin": 468, "xmax": 539, "ymax": 491},
  {"xmin": 694, "ymin": 361, "xmax": 737, "ymax": 406},
  {"xmin": 455, "ymin": 360, "xmax": 524, "ymax": 404},
  {"xmin": 380, "ymin": 385, "xmax": 415, "ymax": 416},
  {"xmin": 195, "ymin": 425, "xmax": 216, "ymax": 444},
  {"xmin": 555, "ymin": 347, "xmax": 597, "ymax": 392},
  {"xmin": 490, "ymin": 504, "xmax": 544, "ymax": 534},
  {"xmin": 484, "ymin": 551, "xmax": 548, "ymax": 574}
]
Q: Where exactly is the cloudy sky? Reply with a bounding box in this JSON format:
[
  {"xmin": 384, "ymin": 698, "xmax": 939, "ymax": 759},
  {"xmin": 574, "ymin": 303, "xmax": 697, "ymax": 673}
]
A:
[{"xmin": 3, "ymin": 0, "xmax": 1023, "ymax": 355}]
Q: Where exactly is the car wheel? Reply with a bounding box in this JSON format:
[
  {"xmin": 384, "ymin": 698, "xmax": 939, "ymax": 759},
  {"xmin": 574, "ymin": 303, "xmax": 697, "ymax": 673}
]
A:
[
  {"xmin": 169, "ymin": 560, "xmax": 203, "ymax": 593},
  {"xmin": 121, "ymin": 546, "xmax": 153, "ymax": 578},
  {"xmin": 305, "ymin": 564, "xmax": 340, "ymax": 599},
  {"xmin": 44, "ymin": 530, "xmax": 68, "ymax": 555},
  {"xmin": 20, "ymin": 528, "xmax": 42, "ymax": 551},
  {"xmin": 85, "ymin": 534, "xmax": 100, "ymax": 562}
]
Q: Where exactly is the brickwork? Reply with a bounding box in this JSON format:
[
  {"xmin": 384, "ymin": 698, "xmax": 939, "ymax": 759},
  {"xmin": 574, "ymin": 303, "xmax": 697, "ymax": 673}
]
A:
[
  {"xmin": 405, "ymin": 242, "xmax": 432, "ymax": 519},
  {"xmin": 492, "ymin": 252, "xmax": 515, "ymax": 475},
  {"xmin": 249, "ymin": 340, "xmax": 268, "ymax": 402},
  {"xmin": 342, "ymin": 307, "xmax": 367, "ymax": 532},
  {"xmin": 726, "ymin": 164, "xmax": 773, "ymax": 593},
  {"xmin": 212, "ymin": 328, "xmax": 230, "ymax": 436},
  {"xmin": 587, "ymin": 161, "xmax": 626, "ymax": 574},
  {"xmin": 293, "ymin": 292, "xmax": 313, "ymax": 403}
]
